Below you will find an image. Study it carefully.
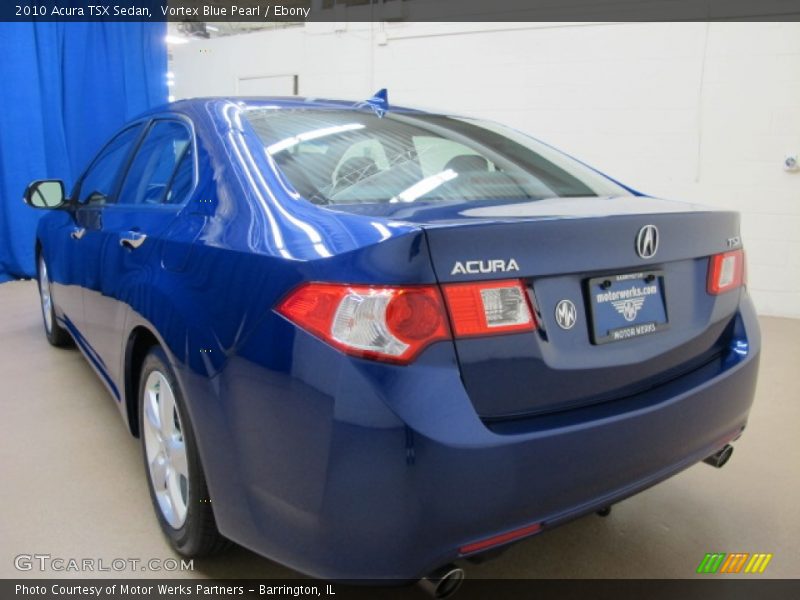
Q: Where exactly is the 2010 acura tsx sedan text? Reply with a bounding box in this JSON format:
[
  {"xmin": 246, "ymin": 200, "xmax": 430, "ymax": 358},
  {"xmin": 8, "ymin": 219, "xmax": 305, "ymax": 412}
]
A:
[{"xmin": 25, "ymin": 91, "xmax": 759, "ymax": 593}]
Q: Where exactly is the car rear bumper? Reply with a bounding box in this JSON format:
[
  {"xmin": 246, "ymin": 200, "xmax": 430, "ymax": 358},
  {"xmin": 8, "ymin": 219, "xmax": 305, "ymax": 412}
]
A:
[{"xmin": 190, "ymin": 295, "xmax": 760, "ymax": 581}]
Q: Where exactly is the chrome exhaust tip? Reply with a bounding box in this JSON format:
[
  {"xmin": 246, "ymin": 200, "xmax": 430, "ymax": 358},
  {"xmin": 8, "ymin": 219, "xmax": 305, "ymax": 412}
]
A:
[
  {"xmin": 703, "ymin": 444, "xmax": 734, "ymax": 468},
  {"xmin": 418, "ymin": 564, "xmax": 465, "ymax": 599}
]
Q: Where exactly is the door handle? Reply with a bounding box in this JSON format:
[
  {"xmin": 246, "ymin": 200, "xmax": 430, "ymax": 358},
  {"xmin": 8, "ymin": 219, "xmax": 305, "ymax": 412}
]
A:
[
  {"xmin": 119, "ymin": 231, "xmax": 147, "ymax": 250},
  {"xmin": 70, "ymin": 227, "xmax": 86, "ymax": 240}
]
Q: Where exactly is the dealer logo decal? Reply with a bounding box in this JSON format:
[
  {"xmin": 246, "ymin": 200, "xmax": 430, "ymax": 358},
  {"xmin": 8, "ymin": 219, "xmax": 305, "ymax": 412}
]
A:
[
  {"xmin": 555, "ymin": 299, "xmax": 577, "ymax": 330},
  {"xmin": 612, "ymin": 297, "xmax": 646, "ymax": 322}
]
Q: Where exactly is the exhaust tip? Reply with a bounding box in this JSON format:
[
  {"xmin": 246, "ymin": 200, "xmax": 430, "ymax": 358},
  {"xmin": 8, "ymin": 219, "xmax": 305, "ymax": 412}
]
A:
[
  {"xmin": 418, "ymin": 564, "xmax": 465, "ymax": 599},
  {"xmin": 703, "ymin": 444, "xmax": 734, "ymax": 468}
]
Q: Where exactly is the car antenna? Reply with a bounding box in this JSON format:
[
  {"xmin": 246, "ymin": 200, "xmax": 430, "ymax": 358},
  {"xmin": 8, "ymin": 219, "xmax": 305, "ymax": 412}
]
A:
[{"xmin": 359, "ymin": 88, "xmax": 389, "ymax": 118}]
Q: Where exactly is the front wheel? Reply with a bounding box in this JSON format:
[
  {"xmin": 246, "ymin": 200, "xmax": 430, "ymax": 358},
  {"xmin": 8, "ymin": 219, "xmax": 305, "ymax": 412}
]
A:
[
  {"xmin": 37, "ymin": 254, "xmax": 71, "ymax": 347},
  {"xmin": 139, "ymin": 347, "xmax": 229, "ymax": 557}
]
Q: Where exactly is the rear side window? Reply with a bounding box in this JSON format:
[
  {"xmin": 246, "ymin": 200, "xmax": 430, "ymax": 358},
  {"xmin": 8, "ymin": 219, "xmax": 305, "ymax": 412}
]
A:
[
  {"xmin": 77, "ymin": 125, "xmax": 143, "ymax": 205},
  {"xmin": 164, "ymin": 145, "xmax": 194, "ymax": 205},
  {"xmin": 117, "ymin": 120, "xmax": 192, "ymax": 206},
  {"xmin": 244, "ymin": 108, "xmax": 627, "ymax": 205}
]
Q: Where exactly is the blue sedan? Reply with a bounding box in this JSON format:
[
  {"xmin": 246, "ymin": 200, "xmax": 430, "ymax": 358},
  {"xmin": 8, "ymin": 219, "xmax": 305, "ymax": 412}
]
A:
[{"xmin": 25, "ymin": 93, "xmax": 759, "ymax": 593}]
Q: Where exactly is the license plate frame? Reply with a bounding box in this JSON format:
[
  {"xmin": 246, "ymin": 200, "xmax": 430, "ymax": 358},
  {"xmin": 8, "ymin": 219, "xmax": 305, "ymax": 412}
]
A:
[{"xmin": 587, "ymin": 270, "xmax": 669, "ymax": 345}]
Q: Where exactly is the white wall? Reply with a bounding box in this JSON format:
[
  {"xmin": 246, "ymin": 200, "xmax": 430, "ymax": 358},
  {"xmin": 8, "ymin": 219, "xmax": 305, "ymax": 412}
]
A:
[{"xmin": 171, "ymin": 22, "xmax": 800, "ymax": 318}]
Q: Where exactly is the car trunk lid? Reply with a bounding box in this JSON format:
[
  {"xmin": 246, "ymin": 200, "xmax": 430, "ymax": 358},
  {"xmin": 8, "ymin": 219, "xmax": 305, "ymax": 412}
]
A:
[{"xmin": 415, "ymin": 196, "xmax": 743, "ymax": 419}]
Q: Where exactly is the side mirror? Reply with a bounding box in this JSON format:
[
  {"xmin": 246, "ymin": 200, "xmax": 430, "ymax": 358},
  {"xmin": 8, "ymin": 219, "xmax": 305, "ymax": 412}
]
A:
[{"xmin": 24, "ymin": 180, "xmax": 67, "ymax": 209}]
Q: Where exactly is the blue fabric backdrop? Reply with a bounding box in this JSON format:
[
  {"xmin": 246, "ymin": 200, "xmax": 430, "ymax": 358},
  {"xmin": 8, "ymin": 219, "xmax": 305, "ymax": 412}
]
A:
[{"xmin": 0, "ymin": 22, "xmax": 167, "ymax": 283}]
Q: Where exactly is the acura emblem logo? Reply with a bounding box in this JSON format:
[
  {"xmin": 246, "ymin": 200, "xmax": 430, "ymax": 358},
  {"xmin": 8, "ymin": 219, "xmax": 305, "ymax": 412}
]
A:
[
  {"xmin": 555, "ymin": 299, "xmax": 577, "ymax": 330},
  {"xmin": 636, "ymin": 225, "xmax": 659, "ymax": 259}
]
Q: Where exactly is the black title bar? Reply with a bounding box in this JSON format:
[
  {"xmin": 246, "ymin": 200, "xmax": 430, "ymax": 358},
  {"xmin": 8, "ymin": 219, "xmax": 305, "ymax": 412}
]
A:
[
  {"xmin": 4, "ymin": 579, "xmax": 800, "ymax": 600},
  {"xmin": 2, "ymin": 0, "xmax": 800, "ymax": 23}
]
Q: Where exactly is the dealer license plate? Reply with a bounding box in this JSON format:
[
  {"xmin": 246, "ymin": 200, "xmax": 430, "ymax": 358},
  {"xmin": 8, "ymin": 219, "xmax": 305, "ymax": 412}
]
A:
[{"xmin": 587, "ymin": 271, "xmax": 669, "ymax": 344}]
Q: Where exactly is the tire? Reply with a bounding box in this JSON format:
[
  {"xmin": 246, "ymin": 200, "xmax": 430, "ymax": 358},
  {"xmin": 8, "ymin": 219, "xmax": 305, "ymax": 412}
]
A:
[
  {"xmin": 37, "ymin": 253, "xmax": 72, "ymax": 347},
  {"xmin": 138, "ymin": 346, "xmax": 229, "ymax": 557}
]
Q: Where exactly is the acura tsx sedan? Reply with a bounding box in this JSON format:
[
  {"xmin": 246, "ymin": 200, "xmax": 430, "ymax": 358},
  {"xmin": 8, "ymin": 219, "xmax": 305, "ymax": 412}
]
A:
[{"xmin": 25, "ymin": 92, "xmax": 759, "ymax": 593}]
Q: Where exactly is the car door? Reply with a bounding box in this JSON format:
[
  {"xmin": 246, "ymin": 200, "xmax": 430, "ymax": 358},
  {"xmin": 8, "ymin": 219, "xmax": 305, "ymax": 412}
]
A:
[
  {"xmin": 78, "ymin": 118, "xmax": 195, "ymax": 388},
  {"xmin": 66, "ymin": 124, "xmax": 146, "ymax": 364}
]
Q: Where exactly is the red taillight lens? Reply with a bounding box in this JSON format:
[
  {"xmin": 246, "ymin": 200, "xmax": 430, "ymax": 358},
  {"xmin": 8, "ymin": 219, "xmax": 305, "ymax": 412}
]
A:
[
  {"xmin": 707, "ymin": 249, "xmax": 745, "ymax": 295},
  {"xmin": 276, "ymin": 283, "xmax": 450, "ymax": 364},
  {"xmin": 442, "ymin": 279, "xmax": 536, "ymax": 337},
  {"xmin": 277, "ymin": 279, "xmax": 537, "ymax": 364},
  {"xmin": 386, "ymin": 291, "xmax": 444, "ymax": 341}
]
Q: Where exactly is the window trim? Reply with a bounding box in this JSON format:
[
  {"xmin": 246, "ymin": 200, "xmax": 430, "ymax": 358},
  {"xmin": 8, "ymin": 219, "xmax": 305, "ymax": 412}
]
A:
[
  {"xmin": 114, "ymin": 116, "xmax": 197, "ymax": 209},
  {"xmin": 73, "ymin": 113, "xmax": 199, "ymax": 210},
  {"xmin": 160, "ymin": 143, "xmax": 194, "ymax": 205}
]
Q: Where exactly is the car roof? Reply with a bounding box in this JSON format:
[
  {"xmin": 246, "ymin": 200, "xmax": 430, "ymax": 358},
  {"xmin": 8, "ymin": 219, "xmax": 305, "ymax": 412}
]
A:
[{"xmin": 139, "ymin": 96, "xmax": 438, "ymax": 119}]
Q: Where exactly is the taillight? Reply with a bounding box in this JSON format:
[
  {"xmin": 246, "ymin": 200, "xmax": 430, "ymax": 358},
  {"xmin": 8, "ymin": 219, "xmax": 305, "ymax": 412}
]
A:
[
  {"xmin": 442, "ymin": 279, "xmax": 536, "ymax": 337},
  {"xmin": 275, "ymin": 283, "xmax": 450, "ymax": 364},
  {"xmin": 707, "ymin": 249, "xmax": 745, "ymax": 295},
  {"xmin": 277, "ymin": 279, "xmax": 537, "ymax": 364}
]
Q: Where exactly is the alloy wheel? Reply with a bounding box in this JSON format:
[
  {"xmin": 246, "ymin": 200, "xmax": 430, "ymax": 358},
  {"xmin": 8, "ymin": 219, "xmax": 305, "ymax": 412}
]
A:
[
  {"xmin": 38, "ymin": 256, "xmax": 53, "ymax": 334},
  {"xmin": 142, "ymin": 371, "xmax": 189, "ymax": 529}
]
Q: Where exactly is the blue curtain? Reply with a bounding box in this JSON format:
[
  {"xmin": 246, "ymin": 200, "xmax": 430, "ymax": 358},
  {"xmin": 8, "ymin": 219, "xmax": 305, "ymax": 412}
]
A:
[{"xmin": 0, "ymin": 22, "xmax": 167, "ymax": 282}]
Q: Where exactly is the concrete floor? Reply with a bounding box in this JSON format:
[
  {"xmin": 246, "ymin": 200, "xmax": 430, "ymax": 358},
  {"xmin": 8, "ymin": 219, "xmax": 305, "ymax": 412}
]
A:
[{"xmin": 1, "ymin": 279, "xmax": 798, "ymax": 580}]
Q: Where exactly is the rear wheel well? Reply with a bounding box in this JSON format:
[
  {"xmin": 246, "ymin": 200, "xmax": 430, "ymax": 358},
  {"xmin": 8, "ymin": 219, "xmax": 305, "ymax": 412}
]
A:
[{"xmin": 125, "ymin": 327, "xmax": 159, "ymax": 438}]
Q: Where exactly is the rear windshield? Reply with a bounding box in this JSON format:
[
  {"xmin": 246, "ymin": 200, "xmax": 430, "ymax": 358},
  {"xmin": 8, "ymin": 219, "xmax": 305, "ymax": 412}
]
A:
[{"xmin": 244, "ymin": 108, "xmax": 627, "ymax": 205}]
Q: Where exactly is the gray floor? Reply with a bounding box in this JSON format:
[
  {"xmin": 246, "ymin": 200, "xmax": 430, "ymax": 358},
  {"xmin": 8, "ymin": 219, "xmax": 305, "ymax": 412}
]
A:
[{"xmin": 1, "ymin": 280, "xmax": 798, "ymax": 580}]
